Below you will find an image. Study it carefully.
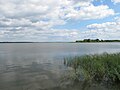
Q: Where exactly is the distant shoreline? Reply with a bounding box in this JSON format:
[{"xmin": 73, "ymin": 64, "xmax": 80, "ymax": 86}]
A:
[
  {"xmin": 76, "ymin": 39, "xmax": 120, "ymax": 43},
  {"xmin": 0, "ymin": 42, "xmax": 120, "ymax": 43},
  {"xmin": 0, "ymin": 42, "xmax": 37, "ymax": 43},
  {"xmin": 0, "ymin": 39, "xmax": 120, "ymax": 43},
  {"xmin": 0, "ymin": 42, "xmax": 75, "ymax": 43}
]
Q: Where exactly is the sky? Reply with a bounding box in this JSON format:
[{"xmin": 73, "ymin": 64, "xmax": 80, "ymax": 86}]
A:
[{"xmin": 0, "ymin": 0, "xmax": 120, "ymax": 42}]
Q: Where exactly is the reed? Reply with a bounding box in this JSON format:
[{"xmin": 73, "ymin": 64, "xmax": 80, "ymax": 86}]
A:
[{"xmin": 64, "ymin": 53, "xmax": 120, "ymax": 84}]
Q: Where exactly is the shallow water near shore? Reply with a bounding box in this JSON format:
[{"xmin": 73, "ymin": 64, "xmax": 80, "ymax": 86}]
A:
[{"xmin": 0, "ymin": 43, "xmax": 120, "ymax": 90}]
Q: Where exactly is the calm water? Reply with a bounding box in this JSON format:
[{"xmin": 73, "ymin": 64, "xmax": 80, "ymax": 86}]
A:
[{"xmin": 0, "ymin": 43, "xmax": 120, "ymax": 90}]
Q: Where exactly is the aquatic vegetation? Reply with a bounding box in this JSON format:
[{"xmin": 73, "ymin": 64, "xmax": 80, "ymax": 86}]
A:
[{"xmin": 64, "ymin": 53, "xmax": 120, "ymax": 85}]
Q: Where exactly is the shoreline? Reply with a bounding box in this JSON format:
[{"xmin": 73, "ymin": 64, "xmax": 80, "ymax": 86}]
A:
[{"xmin": 0, "ymin": 42, "xmax": 120, "ymax": 43}]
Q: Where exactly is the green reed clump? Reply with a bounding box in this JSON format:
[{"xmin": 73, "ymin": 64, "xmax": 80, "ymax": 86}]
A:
[{"xmin": 64, "ymin": 53, "xmax": 120, "ymax": 84}]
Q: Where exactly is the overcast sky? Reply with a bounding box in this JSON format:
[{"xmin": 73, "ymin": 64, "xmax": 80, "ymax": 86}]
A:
[{"xmin": 0, "ymin": 0, "xmax": 120, "ymax": 42}]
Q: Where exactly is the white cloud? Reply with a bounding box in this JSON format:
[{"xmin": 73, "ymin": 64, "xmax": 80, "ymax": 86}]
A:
[
  {"xmin": 112, "ymin": 0, "xmax": 120, "ymax": 4},
  {"xmin": 0, "ymin": 18, "xmax": 32, "ymax": 27},
  {"xmin": 0, "ymin": 0, "xmax": 117, "ymax": 41},
  {"xmin": 87, "ymin": 21, "xmax": 120, "ymax": 31},
  {"xmin": 64, "ymin": 4, "xmax": 115, "ymax": 20},
  {"xmin": 0, "ymin": 28, "xmax": 82, "ymax": 42},
  {"xmin": 86, "ymin": 17, "xmax": 120, "ymax": 39},
  {"xmin": 0, "ymin": 0, "xmax": 115, "ymax": 20},
  {"xmin": 0, "ymin": 0, "xmax": 115, "ymax": 28}
]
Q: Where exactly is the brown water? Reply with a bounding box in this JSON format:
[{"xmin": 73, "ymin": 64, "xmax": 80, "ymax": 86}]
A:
[{"xmin": 0, "ymin": 43, "xmax": 120, "ymax": 90}]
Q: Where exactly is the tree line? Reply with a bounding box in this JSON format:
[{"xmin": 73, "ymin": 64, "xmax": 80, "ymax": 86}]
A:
[{"xmin": 76, "ymin": 39, "xmax": 120, "ymax": 42}]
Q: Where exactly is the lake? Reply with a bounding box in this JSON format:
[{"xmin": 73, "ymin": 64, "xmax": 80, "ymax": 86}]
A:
[{"xmin": 0, "ymin": 43, "xmax": 120, "ymax": 90}]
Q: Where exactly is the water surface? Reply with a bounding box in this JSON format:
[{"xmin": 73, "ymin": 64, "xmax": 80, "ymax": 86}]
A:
[{"xmin": 0, "ymin": 43, "xmax": 120, "ymax": 90}]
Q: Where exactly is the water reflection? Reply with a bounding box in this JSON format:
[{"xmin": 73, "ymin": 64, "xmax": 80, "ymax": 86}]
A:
[
  {"xmin": 0, "ymin": 62, "xmax": 67, "ymax": 90},
  {"xmin": 0, "ymin": 43, "xmax": 120, "ymax": 90},
  {"xmin": 0, "ymin": 61, "xmax": 119, "ymax": 90}
]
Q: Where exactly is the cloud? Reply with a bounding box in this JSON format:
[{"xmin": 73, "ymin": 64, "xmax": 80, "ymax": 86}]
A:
[
  {"xmin": 86, "ymin": 17, "xmax": 120, "ymax": 39},
  {"xmin": 112, "ymin": 0, "xmax": 120, "ymax": 4},
  {"xmin": 73, "ymin": 0, "xmax": 93, "ymax": 3},
  {"xmin": 0, "ymin": 0, "xmax": 117, "ymax": 41},
  {"xmin": 0, "ymin": 0, "xmax": 115, "ymax": 28},
  {"xmin": 64, "ymin": 4, "xmax": 115, "ymax": 20},
  {"xmin": 0, "ymin": 0, "xmax": 115, "ymax": 20},
  {"xmin": 0, "ymin": 27, "xmax": 82, "ymax": 42},
  {"xmin": 0, "ymin": 18, "xmax": 32, "ymax": 27}
]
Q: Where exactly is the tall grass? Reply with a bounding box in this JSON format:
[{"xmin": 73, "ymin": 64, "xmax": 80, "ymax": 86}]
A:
[{"xmin": 64, "ymin": 53, "xmax": 120, "ymax": 84}]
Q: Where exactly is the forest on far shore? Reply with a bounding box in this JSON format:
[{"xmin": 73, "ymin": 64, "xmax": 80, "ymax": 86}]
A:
[{"xmin": 76, "ymin": 39, "xmax": 120, "ymax": 42}]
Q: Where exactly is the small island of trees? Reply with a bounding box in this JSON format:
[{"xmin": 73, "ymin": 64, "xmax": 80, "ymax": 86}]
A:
[{"xmin": 76, "ymin": 39, "xmax": 120, "ymax": 42}]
